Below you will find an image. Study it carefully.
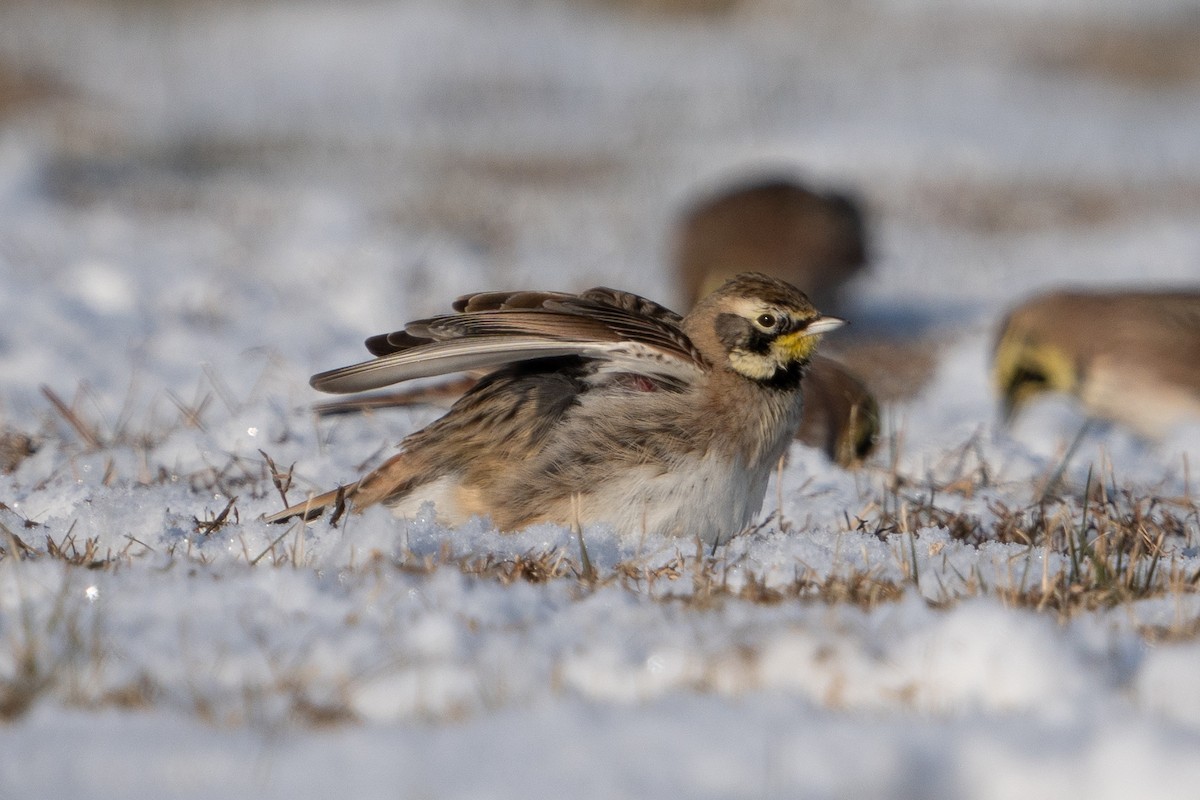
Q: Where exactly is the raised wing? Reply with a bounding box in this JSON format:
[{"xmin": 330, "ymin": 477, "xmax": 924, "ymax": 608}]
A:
[{"xmin": 309, "ymin": 287, "xmax": 706, "ymax": 395}]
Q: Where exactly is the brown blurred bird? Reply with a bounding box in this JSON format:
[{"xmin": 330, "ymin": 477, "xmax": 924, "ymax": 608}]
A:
[
  {"xmin": 798, "ymin": 356, "xmax": 879, "ymax": 466},
  {"xmin": 269, "ymin": 273, "xmax": 843, "ymax": 544},
  {"xmin": 674, "ymin": 176, "xmax": 868, "ymax": 312},
  {"xmin": 993, "ymin": 288, "xmax": 1200, "ymax": 437}
]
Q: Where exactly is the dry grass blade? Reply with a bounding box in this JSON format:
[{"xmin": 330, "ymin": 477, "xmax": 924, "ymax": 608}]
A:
[
  {"xmin": 0, "ymin": 520, "xmax": 37, "ymax": 561},
  {"xmin": 195, "ymin": 496, "xmax": 239, "ymax": 536},
  {"xmin": 166, "ymin": 389, "xmax": 213, "ymax": 431},
  {"xmin": 329, "ymin": 486, "xmax": 349, "ymax": 527},
  {"xmin": 571, "ymin": 494, "xmax": 597, "ymax": 584},
  {"xmin": 1036, "ymin": 420, "xmax": 1094, "ymax": 502},
  {"xmin": 252, "ymin": 525, "xmax": 297, "ymax": 566},
  {"xmin": 45, "ymin": 529, "xmax": 110, "ymax": 569},
  {"xmin": 259, "ymin": 449, "xmax": 294, "ymax": 506},
  {"xmin": 40, "ymin": 384, "xmax": 102, "ymax": 449}
]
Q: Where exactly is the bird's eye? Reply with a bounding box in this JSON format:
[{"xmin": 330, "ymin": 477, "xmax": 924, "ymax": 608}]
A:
[{"xmin": 755, "ymin": 313, "xmax": 778, "ymax": 330}]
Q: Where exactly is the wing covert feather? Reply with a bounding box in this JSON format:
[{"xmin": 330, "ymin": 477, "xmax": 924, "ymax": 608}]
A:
[
  {"xmin": 312, "ymin": 338, "xmax": 592, "ymax": 393},
  {"xmin": 312, "ymin": 286, "xmax": 706, "ymax": 394}
]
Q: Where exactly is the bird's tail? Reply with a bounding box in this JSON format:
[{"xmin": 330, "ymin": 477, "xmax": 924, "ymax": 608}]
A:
[
  {"xmin": 263, "ymin": 450, "xmax": 428, "ymax": 524},
  {"xmin": 263, "ymin": 482, "xmax": 358, "ymax": 524}
]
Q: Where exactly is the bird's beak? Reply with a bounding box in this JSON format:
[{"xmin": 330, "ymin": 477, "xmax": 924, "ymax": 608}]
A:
[
  {"xmin": 804, "ymin": 316, "xmax": 846, "ymax": 336},
  {"xmin": 774, "ymin": 316, "xmax": 846, "ymax": 363}
]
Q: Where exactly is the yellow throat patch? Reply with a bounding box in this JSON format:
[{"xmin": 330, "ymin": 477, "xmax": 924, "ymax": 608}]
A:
[
  {"xmin": 728, "ymin": 329, "xmax": 824, "ymax": 380},
  {"xmin": 993, "ymin": 337, "xmax": 1078, "ymax": 415},
  {"xmin": 772, "ymin": 328, "xmax": 824, "ymax": 363}
]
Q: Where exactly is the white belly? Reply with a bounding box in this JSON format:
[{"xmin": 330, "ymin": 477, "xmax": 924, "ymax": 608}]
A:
[
  {"xmin": 571, "ymin": 453, "xmax": 771, "ymax": 545},
  {"xmin": 385, "ymin": 475, "xmax": 465, "ymax": 524},
  {"xmin": 387, "ymin": 455, "xmax": 773, "ymax": 546}
]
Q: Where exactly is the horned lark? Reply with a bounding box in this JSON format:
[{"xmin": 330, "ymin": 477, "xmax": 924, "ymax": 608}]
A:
[
  {"xmin": 314, "ymin": 355, "xmax": 876, "ymax": 468},
  {"xmin": 993, "ymin": 288, "xmax": 1200, "ymax": 437},
  {"xmin": 674, "ymin": 176, "xmax": 867, "ymax": 312},
  {"xmin": 311, "ymin": 177, "xmax": 877, "ymax": 468},
  {"xmin": 268, "ymin": 273, "xmax": 844, "ymax": 544}
]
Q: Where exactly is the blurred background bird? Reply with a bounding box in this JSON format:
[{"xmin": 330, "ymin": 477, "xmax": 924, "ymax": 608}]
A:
[
  {"xmin": 796, "ymin": 355, "xmax": 879, "ymax": 466},
  {"xmin": 993, "ymin": 288, "xmax": 1200, "ymax": 437},
  {"xmin": 673, "ymin": 175, "xmax": 868, "ymax": 315}
]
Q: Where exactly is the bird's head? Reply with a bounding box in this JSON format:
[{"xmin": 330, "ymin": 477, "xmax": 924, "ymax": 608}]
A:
[
  {"xmin": 992, "ymin": 321, "xmax": 1080, "ymax": 423},
  {"xmin": 688, "ymin": 272, "xmax": 845, "ymax": 387}
]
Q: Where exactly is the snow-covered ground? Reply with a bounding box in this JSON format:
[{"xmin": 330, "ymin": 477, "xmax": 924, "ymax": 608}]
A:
[{"xmin": 1, "ymin": 0, "xmax": 1200, "ymax": 797}]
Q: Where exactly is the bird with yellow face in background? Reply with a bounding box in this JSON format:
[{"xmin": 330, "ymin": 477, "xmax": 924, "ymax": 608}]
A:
[
  {"xmin": 270, "ymin": 272, "xmax": 843, "ymax": 545},
  {"xmin": 674, "ymin": 176, "xmax": 868, "ymax": 314},
  {"xmin": 993, "ymin": 288, "xmax": 1200, "ymax": 437}
]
